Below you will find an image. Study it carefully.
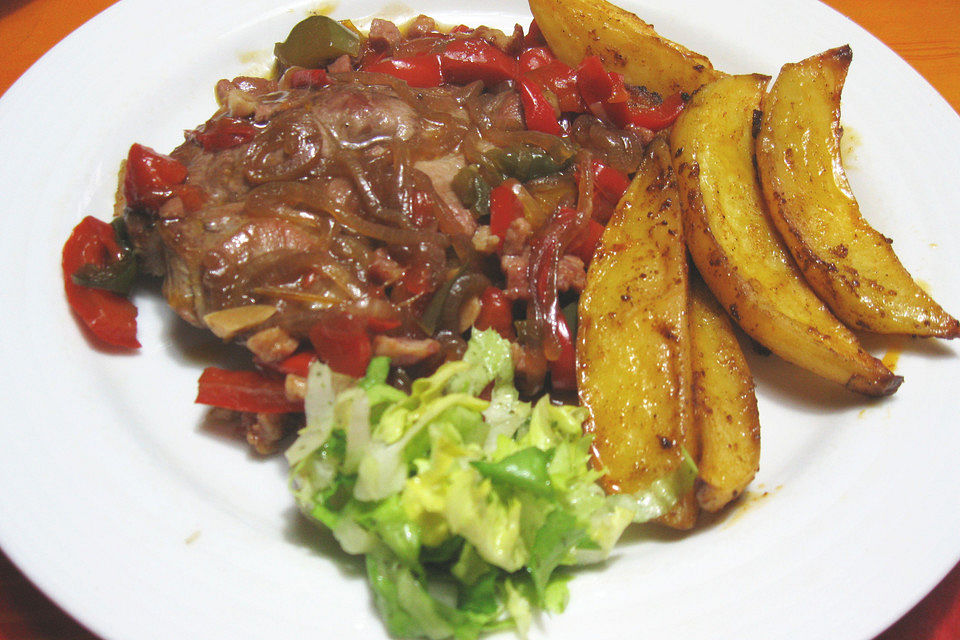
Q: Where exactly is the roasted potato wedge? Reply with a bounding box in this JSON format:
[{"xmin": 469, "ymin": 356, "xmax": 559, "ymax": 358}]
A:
[
  {"xmin": 529, "ymin": 0, "xmax": 720, "ymax": 97},
  {"xmin": 690, "ymin": 273, "xmax": 760, "ymax": 512},
  {"xmin": 670, "ymin": 74, "xmax": 901, "ymax": 396},
  {"xmin": 578, "ymin": 138, "xmax": 697, "ymax": 528},
  {"xmin": 756, "ymin": 46, "xmax": 960, "ymax": 338}
]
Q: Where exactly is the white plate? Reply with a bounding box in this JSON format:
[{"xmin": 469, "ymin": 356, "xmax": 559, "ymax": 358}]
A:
[{"xmin": 1, "ymin": 0, "xmax": 958, "ymax": 638}]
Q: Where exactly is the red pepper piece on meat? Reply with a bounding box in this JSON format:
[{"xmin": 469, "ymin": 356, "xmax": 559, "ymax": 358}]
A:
[
  {"xmin": 576, "ymin": 159, "xmax": 631, "ymax": 224},
  {"xmin": 524, "ymin": 60, "xmax": 585, "ymax": 113},
  {"xmin": 440, "ymin": 38, "xmax": 519, "ymax": 87},
  {"xmin": 196, "ymin": 367, "xmax": 303, "ymax": 413},
  {"xmin": 190, "ymin": 116, "xmax": 259, "ymax": 152},
  {"xmin": 576, "ymin": 55, "xmax": 616, "ymax": 105},
  {"xmin": 277, "ymin": 351, "xmax": 318, "ymax": 378},
  {"xmin": 62, "ymin": 216, "xmax": 140, "ymax": 349},
  {"xmin": 309, "ymin": 312, "xmax": 373, "ymax": 378},
  {"xmin": 364, "ymin": 53, "xmax": 444, "ymax": 87},
  {"xmin": 593, "ymin": 160, "xmax": 631, "ymax": 201},
  {"xmin": 489, "ymin": 179, "xmax": 524, "ymax": 245},
  {"xmin": 606, "ymin": 91, "xmax": 686, "ymax": 131},
  {"xmin": 567, "ymin": 219, "xmax": 605, "ymax": 264},
  {"xmin": 517, "ymin": 77, "xmax": 564, "ymax": 135},
  {"xmin": 518, "ymin": 46, "xmax": 555, "ymax": 73},
  {"xmin": 123, "ymin": 143, "xmax": 188, "ymax": 210},
  {"xmin": 398, "ymin": 261, "xmax": 437, "ymax": 303},
  {"xmin": 171, "ymin": 184, "xmax": 208, "ymax": 213},
  {"xmin": 475, "ymin": 286, "xmax": 515, "ymax": 339}
]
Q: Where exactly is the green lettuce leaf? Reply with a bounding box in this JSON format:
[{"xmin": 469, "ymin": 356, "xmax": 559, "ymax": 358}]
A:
[{"xmin": 287, "ymin": 329, "xmax": 696, "ymax": 639}]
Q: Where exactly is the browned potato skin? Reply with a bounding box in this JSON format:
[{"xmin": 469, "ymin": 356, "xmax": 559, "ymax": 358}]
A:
[
  {"xmin": 690, "ymin": 273, "xmax": 760, "ymax": 512},
  {"xmin": 756, "ymin": 46, "xmax": 960, "ymax": 338},
  {"xmin": 578, "ymin": 139, "xmax": 697, "ymax": 527},
  {"xmin": 529, "ymin": 0, "xmax": 720, "ymax": 97},
  {"xmin": 670, "ymin": 74, "xmax": 901, "ymax": 396}
]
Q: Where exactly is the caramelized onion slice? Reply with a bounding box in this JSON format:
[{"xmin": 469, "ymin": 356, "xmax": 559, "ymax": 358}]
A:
[
  {"xmin": 248, "ymin": 181, "xmax": 450, "ymax": 248},
  {"xmin": 243, "ymin": 112, "xmax": 324, "ymax": 184}
]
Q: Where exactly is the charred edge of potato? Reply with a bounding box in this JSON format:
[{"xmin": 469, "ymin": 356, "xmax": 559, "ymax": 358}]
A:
[{"xmin": 757, "ymin": 46, "xmax": 960, "ymax": 339}]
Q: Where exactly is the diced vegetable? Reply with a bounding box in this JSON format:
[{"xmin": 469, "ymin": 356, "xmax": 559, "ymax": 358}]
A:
[
  {"xmin": 567, "ymin": 218, "xmax": 604, "ymax": 264},
  {"xmin": 123, "ymin": 143, "xmax": 187, "ymax": 210},
  {"xmin": 71, "ymin": 219, "xmax": 138, "ymax": 295},
  {"xmin": 62, "ymin": 216, "xmax": 140, "ymax": 349},
  {"xmin": 607, "ymin": 90, "xmax": 686, "ymax": 130},
  {"xmin": 309, "ymin": 312, "xmax": 373, "ymax": 378},
  {"xmin": 474, "ymin": 286, "xmax": 515, "ymax": 339},
  {"xmin": 274, "ymin": 15, "xmax": 361, "ymax": 69},
  {"xmin": 364, "ymin": 54, "xmax": 444, "ymax": 88},
  {"xmin": 487, "ymin": 144, "xmax": 570, "ymax": 182},
  {"xmin": 517, "ymin": 77, "xmax": 564, "ymax": 135},
  {"xmin": 280, "ymin": 67, "xmax": 330, "ymax": 89},
  {"xmin": 576, "ymin": 55, "xmax": 618, "ymax": 105},
  {"xmin": 440, "ymin": 38, "xmax": 519, "ymax": 86},
  {"xmin": 518, "ymin": 46, "xmax": 555, "ymax": 73},
  {"xmin": 196, "ymin": 367, "xmax": 302, "ymax": 413},
  {"xmin": 278, "ymin": 351, "xmax": 319, "ymax": 378},
  {"xmin": 451, "ymin": 165, "xmax": 492, "ymax": 216},
  {"xmin": 488, "ymin": 179, "xmax": 524, "ymax": 243},
  {"xmin": 189, "ymin": 116, "xmax": 258, "ymax": 151},
  {"xmin": 577, "ymin": 159, "xmax": 631, "ymax": 224},
  {"xmin": 524, "ymin": 60, "xmax": 585, "ymax": 113},
  {"xmin": 548, "ymin": 314, "xmax": 577, "ymax": 391}
]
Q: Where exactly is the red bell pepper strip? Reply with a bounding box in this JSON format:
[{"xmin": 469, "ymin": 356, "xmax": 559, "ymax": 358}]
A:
[
  {"xmin": 606, "ymin": 91, "xmax": 686, "ymax": 131},
  {"xmin": 576, "ymin": 55, "xmax": 616, "ymax": 105},
  {"xmin": 576, "ymin": 159, "xmax": 631, "ymax": 223},
  {"xmin": 276, "ymin": 351, "xmax": 318, "ymax": 378},
  {"xmin": 524, "ymin": 60, "xmax": 585, "ymax": 113},
  {"xmin": 517, "ymin": 77, "xmax": 564, "ymax": 136},
  {"xmin": 123, "ymin": 143, "xmax": 188, "ymax": 210},
  {"xmin": 309, "ymin": 312, "xmax": 373, "ymax": 378},
  {"xmin": 518, "ymin": 46, "xmax": 555, "ymax": 73},
  {"xmin": 549, "ymin": 313, "xmax": 577, "ymax": 392},
  {"xmin": 196, "ymin": 367, "xmax": 302, "ymax": 413},
  {"xmin": 474, "ymin": 286, "xmax": 515, "ymax": 339},
  {"xmin": 567, "ymin": 219, "xmax": 605, "ymax": 265},
  {"xmin": 593, "ymin": 160, "xmax": 631, "ymax": 201},
  {"xmin": 364, "ymin": 53, "xmax": 443, "ymax": 88},
  {"xmin": 189, "ymin": 117, "xmax": 258, "ymax": 152},
  {"xmin": 440, "ymin": 38, "xmax": 519, "ymax": 87},
  {"xmin": 489, "ymin": 179, "xmax": 524, "ymax": 244},
  {"xmin": 62, "ymin": 216, "xmax": 140, "ymax": 349}
]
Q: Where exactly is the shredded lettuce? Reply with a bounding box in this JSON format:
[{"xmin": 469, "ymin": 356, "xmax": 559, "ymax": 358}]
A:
[{"xmin": 287, "ymin": 329, "xmax": 696, "ymax": 639}]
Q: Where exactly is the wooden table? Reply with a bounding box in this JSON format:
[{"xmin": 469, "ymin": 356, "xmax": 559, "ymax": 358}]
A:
[{"xmin": 1, "ymin": 1, "xmax": 959, "ymax": 638}]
